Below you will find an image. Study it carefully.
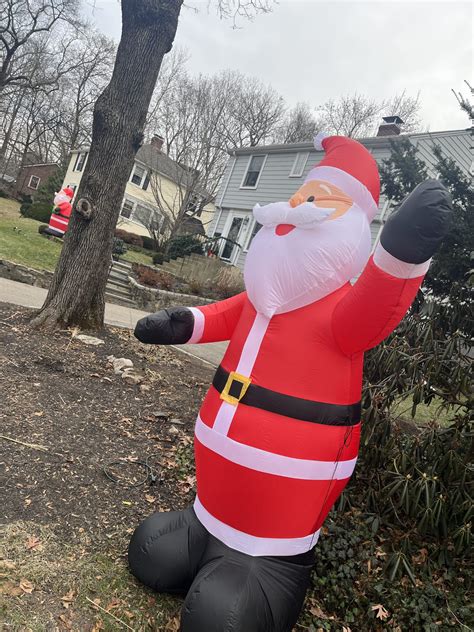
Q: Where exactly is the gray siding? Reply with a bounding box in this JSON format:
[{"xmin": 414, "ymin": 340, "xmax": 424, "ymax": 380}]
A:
[{"xmin": 214, "ymin": 129, "xmax": 472, "ymax": 270}]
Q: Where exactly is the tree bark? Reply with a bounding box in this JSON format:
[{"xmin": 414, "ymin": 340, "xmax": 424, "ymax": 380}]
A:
[{"xmin": 31, "ymin": 0, "xmax": 183, "ymax": 330}]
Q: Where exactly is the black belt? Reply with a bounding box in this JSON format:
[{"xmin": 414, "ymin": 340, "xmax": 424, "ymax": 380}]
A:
[{"xmin": 212, "ymin": 366, "xmax": 361, "ymax": 426}]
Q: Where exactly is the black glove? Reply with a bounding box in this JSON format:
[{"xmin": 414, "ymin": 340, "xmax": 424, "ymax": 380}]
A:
[
  {"xmin": 380, "ymin": 179, "xmax": 452, "ymax": 264},
  {"xmin": 134, "ymin": 307, "xmax": 194, "ymax": 345}
]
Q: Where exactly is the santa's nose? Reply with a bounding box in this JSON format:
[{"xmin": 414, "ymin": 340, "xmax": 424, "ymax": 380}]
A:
[{"xmin": 289, "ymin": 193, "xmax": 305, "ymax": 208}]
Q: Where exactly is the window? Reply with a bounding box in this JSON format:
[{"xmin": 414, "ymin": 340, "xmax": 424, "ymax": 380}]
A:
[
  {"xmin": 74, "ymin": 152, "xmax": 88, "ymax": 172},
  {"xmin": 289, "ymin": 152, "xmax": 309, "ymax": 177},
  {"xmin": 241, "ymin": 155, "xmax": 266, "ymax": 188},
  {"xmin": 133, "ymin": 204, "xmax": 153, "ymax": 227},
  {"xmin": 130, "ymin": 164, "xmax": 146, "ymax": 186},
  {"xmin": 28, "ymin": 175, "xmax": 40, "ymax": 190},
  {"xmin": 245, "ymin": 220, "xmax": 262, "ymax": 251},
  {"xmin": 186, "ymin": 193, "xmax": 203, "ymax": 216},
  {"xmin": 120, "ymin": 199, "xmax": 134, "ymax": 219}
]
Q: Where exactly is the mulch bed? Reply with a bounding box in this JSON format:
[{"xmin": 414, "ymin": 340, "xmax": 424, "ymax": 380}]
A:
[{"xmin": 0, "ymin": 302, "xmax": 213, "ymax": 539}]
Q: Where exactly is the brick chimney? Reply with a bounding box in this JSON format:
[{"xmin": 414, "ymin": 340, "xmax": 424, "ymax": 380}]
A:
[
  {"xmin": 376, "ymin": 116, "xmax": 404, "ymax": 137},
  {"xmin": 150, "ymin": 134, "xmax": 164, "ymax": 151}
]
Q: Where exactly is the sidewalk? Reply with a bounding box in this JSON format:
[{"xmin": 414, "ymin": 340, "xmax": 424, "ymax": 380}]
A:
[{"xmin": 0, "ymin": 277, "xmax": 226, "ymax": 367}]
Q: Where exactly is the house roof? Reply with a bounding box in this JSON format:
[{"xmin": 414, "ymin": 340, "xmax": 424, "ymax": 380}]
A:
[
  {"xmin": 71, "ymin": 143, "xmax": 213, "ymax": 201},
  {"xmin": 228, "ymin": 128, "xmax": 472, "ymax": 156}
]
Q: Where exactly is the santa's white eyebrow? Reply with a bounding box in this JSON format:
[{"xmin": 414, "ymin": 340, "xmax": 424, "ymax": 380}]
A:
[{"xmin": 320, "ymin": 184, "xmax": 332, "ymax": 195}]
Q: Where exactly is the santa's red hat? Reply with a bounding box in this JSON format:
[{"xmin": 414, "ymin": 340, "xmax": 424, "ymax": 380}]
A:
[
  {"xmin": 305, "ymin": 133, "xmax": 380, "ymax": 222},
  {"xmin": 63, "ymin": 187, "xmax": 74, "ymax": 199}
]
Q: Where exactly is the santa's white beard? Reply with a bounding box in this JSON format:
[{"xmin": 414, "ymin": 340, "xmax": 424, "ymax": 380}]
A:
[
  {"xmin": 244, "ymin": 202, "xmax": 371, "ymax": 317},
  {"xmin": 54, "ymin": 192, "xmax": 70, "ymax": 205}
]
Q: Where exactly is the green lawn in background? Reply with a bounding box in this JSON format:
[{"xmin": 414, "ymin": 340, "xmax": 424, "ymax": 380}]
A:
[
  {"xmin": 0, "ymin": 198, "xmax": 62, "ymax": 271},
  {"xmin": 0, "ymin": 198, "xmax": 153, "ymax": 269},
  {"xmin": 121, "ymin": 248, "xmax": 153, "ymax": 265}
]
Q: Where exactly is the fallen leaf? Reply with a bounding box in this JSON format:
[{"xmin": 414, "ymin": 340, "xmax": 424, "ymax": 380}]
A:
[
  {"xmin": 0, "ymin": 580, "xmax": 23, "ymax": 596},
  {"xmin": 61, "ymin": 589, "xmax": 76, "ymax": 608},
  {"xmin": 58, "ymin": 613, "xmax": 73, "ymax": 629},
  {"xmin": 371, "ymin": 604, "xmax": 389, "ymax": 620},
  {"xmin": 105, "ymin": 598, "xmax": 121, "ymax": 610},
  {"xmin": 91, "ymin": 621, "xmax": 104, "ymax": 632},
  {"xmin": 26, "ymin": 536, "xmax": 42, "ymax": 550},
  {"xmin": 19, "ymin": 579, "xmax": 34, "ymax": 594},
  {"xmin": 145, "ymin": 494, "xmax": 155, "ymax": 504},
  {"xmin": 24, "ymin": 498, "xmax": 32, "ymax": 507},
  {"xmin": 33, "ymin": 411, "xmax": 44, "ymax": 417},
  {"xmin": 122, "ymin": 501, "xmax": 132, "ymax": 506}
]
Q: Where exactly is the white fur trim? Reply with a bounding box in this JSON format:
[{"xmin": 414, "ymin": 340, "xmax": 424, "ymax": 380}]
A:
[
  {"xmin": 194, "ymin": 496, "xmax": 321, "ymax": 556},
  {"xmin": 373, "ymin": 243, "xmax": 431, "ymax": 279},
  {"xmin": 305, "ymin": 165, "xmax": 379, "ymax": 222},
  {"xmin": 188, "ymin": 307, "xmax": 205, "ymax": 343},
  {"xmin": 196, "ymin": 416, "xmax": 357, "ymax": 480},
  {"xmin": 313, "ymin": 132, "xmax": 329, "ymax": 151}
]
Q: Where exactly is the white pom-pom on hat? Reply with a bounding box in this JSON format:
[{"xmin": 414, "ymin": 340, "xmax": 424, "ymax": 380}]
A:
[{"xmin": 313, "ymin": 132, "xmax": 329, "ymax": 151}]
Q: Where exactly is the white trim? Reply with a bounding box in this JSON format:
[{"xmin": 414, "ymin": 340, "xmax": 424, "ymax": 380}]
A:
[
  {"xmin": 373, "ymin": 243, "xmax": 431, "ymax": 279},
  {"xmin": 188, "ymin": 307, "xmax": 205, "ymax": 344},
  {"xmin": 196, "ymin": 416, "xmax": 357, "ymax": 480},
  {"xmin": 130, "ymin": 163, "xmax": 147, "ymax": 188},
  {"xmin": 212, "ymin": 313, "xmax": 269, "ymax": 435},
  {"xmin": 51, "ymin": 216, "xmax": 69, "ymax": 227},
  {"xmin": 194, "ymin": 496, "xmax": 321, "ymax": 556},
  {"xmin": 371, "ymin": 199, "xmax": 391, "ymax": 253},
  {"xmin": 239, "ymin": 154, "xmax": 268, "ymax": 190},
  {"xmin": 289, "ymin": 152, "xmax": 309, "ymax": 177},
  {"xmin": 28, "ymin": 175, "xmax": 40, "ymax": 190},
  {"xmin": 243, "ymin": 217, "xmax": 261, "ymax": 253},
  {"xmin": 235, "ymin": 312, "xmax": 269, "ymax": 376},
  {"xmin": 305, "ymin": 165, "xmax": 378, "ymax": 221},
  {"xmin": 220, "ymin": 211, "xmax": 249, "ymax": 264}
]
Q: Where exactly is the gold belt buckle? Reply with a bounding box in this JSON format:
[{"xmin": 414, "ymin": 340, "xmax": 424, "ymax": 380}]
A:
[{"xmin": 220, "ymin": 371, "xmax": 251, "ymax": 406}]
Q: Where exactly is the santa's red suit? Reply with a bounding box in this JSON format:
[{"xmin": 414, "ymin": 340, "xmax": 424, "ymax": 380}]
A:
[
  {"xmin": 129, "ymin": 133, "xmax": 452, "ymax": 632},
  {"xmin": 47, "ymin": 187, "xmax": 74, "ymax": 237}
]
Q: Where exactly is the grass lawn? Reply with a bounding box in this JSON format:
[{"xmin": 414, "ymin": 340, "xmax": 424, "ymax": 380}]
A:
[
  {"xmin": 0, "ymin": 198, "xmax": 63, "ymax": 272},
  {"xmin": 122, "ymin": 248, "xmax": 153, "ymax": 265},
  {"xmin": 0, "ymin": 198, "xmax": 154, "ymax": 270}
]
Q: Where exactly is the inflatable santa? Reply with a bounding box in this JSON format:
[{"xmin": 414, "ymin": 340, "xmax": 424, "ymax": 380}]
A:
[
  {"xmin": 45, "ymin": 187, "xmax": 74, "ymax": 237},
  {"xmin": 128, "ymin": 134, "xmax": 452, "ymax": 631}
]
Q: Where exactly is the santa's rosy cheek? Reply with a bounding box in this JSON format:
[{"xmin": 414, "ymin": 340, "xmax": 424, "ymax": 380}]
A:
[{"xmin": 275, "ymin": 224, "xmax": 296, "ymax": 236}]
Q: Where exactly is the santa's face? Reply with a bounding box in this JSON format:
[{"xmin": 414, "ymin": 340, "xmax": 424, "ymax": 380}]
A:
[
  {"xmin": 244, "ymin": 180, "xmax": 372, "ymax": 317},
  {"xmin": 54, "ymin": 191, "xmax": 71, "ymax": 206}
]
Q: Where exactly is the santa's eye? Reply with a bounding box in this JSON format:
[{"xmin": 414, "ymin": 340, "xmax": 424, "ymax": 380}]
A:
[{"xmin": 307, "ymin": 196, "xmax": 315, "ymax": 202}]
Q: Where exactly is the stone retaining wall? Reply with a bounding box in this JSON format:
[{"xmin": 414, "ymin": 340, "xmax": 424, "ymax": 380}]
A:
[
  {"xmin": 129, "ymin": 276, "xmax": 213, "ymax": 311},
  {"xmin": 0, "ymin": 259, "xmax": 53, "ymax": 288}
]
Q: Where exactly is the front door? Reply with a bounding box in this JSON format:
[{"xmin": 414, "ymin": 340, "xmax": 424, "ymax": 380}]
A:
[{"xmin": 220, "ymin": 213, "xmax": 247, "ymax": 263}]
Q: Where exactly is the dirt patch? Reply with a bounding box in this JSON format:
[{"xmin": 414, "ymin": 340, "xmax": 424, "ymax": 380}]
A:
[{"xmin": 0, "ymin": 302, "xmax": 212, "ymax": 630}]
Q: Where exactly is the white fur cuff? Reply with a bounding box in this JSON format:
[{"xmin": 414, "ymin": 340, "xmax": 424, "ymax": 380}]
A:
[{"xmin": 373, "ymin": 243, "xmax": 431, "ymax": 279}]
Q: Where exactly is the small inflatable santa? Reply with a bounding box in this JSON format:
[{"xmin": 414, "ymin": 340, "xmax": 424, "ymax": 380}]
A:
[
  {"xmin": 128, "ymin": 134, "xmax": 452, "ymax": 631},
  {"xmin": 46, "ymin": 187, "xmax": 74, "ymax": 237}
]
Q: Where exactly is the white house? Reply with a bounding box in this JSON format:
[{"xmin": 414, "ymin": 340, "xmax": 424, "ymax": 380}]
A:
[{"xmin": 62, "ymin": 135, "xmax": 215, "ymax": 239}]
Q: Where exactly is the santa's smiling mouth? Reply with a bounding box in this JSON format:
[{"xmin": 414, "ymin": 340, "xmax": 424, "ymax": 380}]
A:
[{"xmin": 275, "ymin": 224, "xmax": 296, "ymax": 236}]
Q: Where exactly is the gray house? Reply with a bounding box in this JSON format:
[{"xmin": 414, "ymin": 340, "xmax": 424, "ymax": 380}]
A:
[{"xmin": 210, "ymin": 124, "xmax": 472, "ymax": 269}]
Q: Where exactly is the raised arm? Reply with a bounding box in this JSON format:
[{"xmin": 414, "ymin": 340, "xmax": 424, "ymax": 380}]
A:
[
  {"xmin": 332, "ymin": 180, "xmax": 452, "ymax": 356},
  {"xmin": 134, "ymin": 292, "xmax": 247, "ymax": 345}
]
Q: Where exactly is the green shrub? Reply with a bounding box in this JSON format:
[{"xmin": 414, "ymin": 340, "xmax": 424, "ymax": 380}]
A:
[
  {"xmin": 142, "ymin": 236, "xmax": 157, "ymax": 251},
  {"xmin": 20, "ymin": 201, "xmax": 53, "ymax": 223},
  {"xmin": 112, "ymin": 238, "xmax": 127, "ymax": 258},
  {"xmin": 152, "ymin": 252, "xmax": 167, "ymax": 265},
  {"xmin": 166, "ymin": 234, "xmax": 203, "ymax": 260},
  {"xmin": 0, "ymin": 188, "xmax": 8, "ymax": 198}
]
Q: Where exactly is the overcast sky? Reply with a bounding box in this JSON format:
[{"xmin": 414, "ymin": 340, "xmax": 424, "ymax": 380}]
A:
[{"xmin": 84, "ymin": 1, "xmax": 472, "ymax": 133}]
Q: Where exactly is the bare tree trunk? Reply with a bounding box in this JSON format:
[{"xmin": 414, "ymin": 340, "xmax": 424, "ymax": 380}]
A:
[{"xmin": 31, "ymin": 0, "xmax": 183, "ymax": 330}]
